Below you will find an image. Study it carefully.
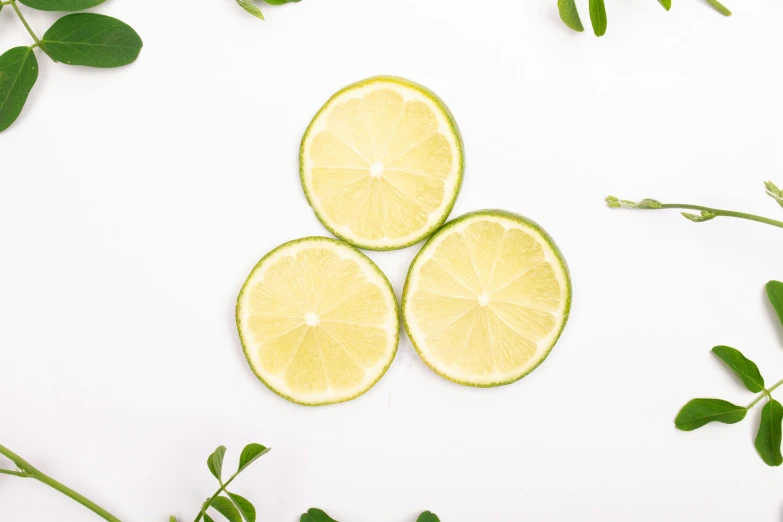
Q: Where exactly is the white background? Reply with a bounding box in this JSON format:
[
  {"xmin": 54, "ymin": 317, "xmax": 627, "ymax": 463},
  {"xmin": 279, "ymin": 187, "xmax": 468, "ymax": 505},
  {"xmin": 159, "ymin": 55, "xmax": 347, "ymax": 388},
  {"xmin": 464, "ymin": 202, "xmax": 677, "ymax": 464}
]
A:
[{"xmin": 2, "ymin": 0, "xmax": 783, "ymax": 520}]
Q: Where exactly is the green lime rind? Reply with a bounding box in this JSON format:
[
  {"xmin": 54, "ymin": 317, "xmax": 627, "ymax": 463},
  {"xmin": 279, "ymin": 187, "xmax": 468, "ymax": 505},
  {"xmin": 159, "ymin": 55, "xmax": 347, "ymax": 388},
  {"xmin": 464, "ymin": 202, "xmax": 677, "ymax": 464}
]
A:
[
  {"xmin": 300, "ymin": 75, "xmax": 465, "ymax": 251},
  {"xmin": 236, "ymin": 236, "xmax": 400, "ymax": 406},
  {"xmin": 402, "ymin": 210, "xmax": 572, "ymax": 388}
]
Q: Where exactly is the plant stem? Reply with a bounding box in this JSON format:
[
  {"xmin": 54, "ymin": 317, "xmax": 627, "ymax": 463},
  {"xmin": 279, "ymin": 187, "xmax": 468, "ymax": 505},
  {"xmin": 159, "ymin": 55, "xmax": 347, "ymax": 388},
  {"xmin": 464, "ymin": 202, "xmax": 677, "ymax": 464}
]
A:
[
  {"xmin": 660, "ymin": 204, "xmax": 783, "ymax": 229},
  {"xmin": 746, "ymin": 378, "xmax": 783, "ymax": 409},
  {"xmin": 8, "ymin": 0, "xmax": 54, "ymax": 60},
  {"xmin": 0, "ymin": 443, "xmax": 123, "ymax": 522},
  {"xmin": 194, "ymin": 469, "xmax": 243, "ymax": 522}
]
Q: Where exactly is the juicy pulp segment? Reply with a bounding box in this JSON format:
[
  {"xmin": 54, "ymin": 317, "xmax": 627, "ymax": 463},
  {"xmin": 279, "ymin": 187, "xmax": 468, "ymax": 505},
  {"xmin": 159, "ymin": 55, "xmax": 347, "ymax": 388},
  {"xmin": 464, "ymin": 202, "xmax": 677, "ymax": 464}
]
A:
[
  {"xmin": 405, "ymin": 215, "xmax": 569, "ymax": 385},
  {"xmin": 238, "ymin": 240, "xmax": 398, "ymax": 404},
  {"xmin": 303, "ymin": 78, "xmax": 462, "ymax": 248}
]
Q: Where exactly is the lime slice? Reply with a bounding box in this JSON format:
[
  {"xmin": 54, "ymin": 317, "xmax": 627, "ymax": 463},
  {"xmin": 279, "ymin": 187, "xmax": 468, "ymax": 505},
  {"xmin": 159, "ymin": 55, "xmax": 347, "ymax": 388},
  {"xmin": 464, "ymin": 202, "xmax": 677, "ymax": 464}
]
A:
[
  {"xmin": 236, "ymin": 237, "xmax": 399, "ymax": 405},
  {"xmin": 300, "ymin": 76, "xmax": 464, "ymax": 250},
  {"xmin": 402, "ymin": 211, "xmax": 571, "ymax": 387}
]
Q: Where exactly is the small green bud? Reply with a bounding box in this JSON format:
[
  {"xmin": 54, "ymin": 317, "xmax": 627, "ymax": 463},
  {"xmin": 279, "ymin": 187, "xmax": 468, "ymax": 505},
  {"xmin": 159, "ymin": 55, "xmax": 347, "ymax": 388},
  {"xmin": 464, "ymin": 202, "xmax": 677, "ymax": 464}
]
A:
[
  {"xmin": 765, "ymin": 181, "xmax": 783, "ymax": 209},
  {"xmin": 635, "ymin": 198, "xmax": 663, "ymax": 209},
  {"xmin": 682, "ymin": 211, "xmax": 716, "ymax": 223},
  {"xmin": 605, "ymin": 196, "xmax": 663, "ymax": 209}
]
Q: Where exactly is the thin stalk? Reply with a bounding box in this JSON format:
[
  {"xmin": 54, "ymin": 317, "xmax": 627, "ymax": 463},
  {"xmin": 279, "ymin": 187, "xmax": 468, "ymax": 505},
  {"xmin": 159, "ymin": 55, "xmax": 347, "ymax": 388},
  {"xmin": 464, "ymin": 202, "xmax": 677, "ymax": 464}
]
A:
[
  {"xmin": 606, "ymin": 182, "xmax": 783, "ymax": 230},
  {"xmin": 0, "ymin": 443, "xmax": 123, "ymax": 522},
  {"xmin": 746, "ymin": 378, "xmax": 783, "ymax": 410},
  {"xmin": 8, "ymin": 0, "xmax": 54, "ymax": 60}
]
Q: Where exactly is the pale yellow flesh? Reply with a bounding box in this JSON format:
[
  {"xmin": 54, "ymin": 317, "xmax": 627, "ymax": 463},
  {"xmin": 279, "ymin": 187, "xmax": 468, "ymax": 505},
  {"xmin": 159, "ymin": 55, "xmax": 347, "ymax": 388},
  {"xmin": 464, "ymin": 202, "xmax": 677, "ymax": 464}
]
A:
[
  {"xmin": 302, "ymin": 79, "xmax": 462, "ymax": 248},
  {"xmin": 238, "ymin": 240, "xmax": 398, "ymax": 404},
  {"xmin": 405, "ymin": 216, "xmax": 569, "ymax": 385}
]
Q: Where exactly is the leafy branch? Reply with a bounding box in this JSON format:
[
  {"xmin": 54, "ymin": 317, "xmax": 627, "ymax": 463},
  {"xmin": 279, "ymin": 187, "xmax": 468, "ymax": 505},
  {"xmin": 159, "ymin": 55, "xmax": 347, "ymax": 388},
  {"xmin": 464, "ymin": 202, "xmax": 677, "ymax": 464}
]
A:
[
  {"xmin": 675, "ymin": 281, "xmax": 783, "ymax": 466},
  {"xmin": 605, "ymin": 181, "xmax": 783, "ymax": 230},
  {"xmin": 190, "ymin": 444, "xmax": 270, "ymax": 522},
  {"xmin": 558, "ymin": 0, "xmax": 732, "ymax": 37},
  {"xmin": 1, "ymin": 440, "xmax": 440, "ymax": 521},
  {"xmin": 0, "ymin": 0, "xmax": 142, "ymax": 133},
  {"xmin": 235, "ymin": 0, "xmax": 300, "ymax": 20}
]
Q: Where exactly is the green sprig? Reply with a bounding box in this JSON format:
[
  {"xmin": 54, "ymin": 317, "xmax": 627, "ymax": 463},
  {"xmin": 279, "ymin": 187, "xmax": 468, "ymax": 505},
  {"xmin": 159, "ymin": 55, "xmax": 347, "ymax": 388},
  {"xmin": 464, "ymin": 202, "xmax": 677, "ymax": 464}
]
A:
[
  {"xmin": 674, "ymin": 281, "xmax": 783, "ymax": 467},
  {"xmin": 191, "ymin": 444, "xmax": 271, "ymax": 522},
  {"xmin": 1, "ymin": 437, "xmax": 441, "ymax": 521},
  {"xmin": 0, "ymin": 0, "xmax": 142, "ymax": 133},
  {"xmin": 0, "ymin": 439, "xmax": 440, "ymax": 521},
  {"xmin": 606, "ymin": 181, "xmax": 783, "ymax": 230},
  {"xmin": 558, "ymin": 0, "xmax": 732, "ymax": 37}
]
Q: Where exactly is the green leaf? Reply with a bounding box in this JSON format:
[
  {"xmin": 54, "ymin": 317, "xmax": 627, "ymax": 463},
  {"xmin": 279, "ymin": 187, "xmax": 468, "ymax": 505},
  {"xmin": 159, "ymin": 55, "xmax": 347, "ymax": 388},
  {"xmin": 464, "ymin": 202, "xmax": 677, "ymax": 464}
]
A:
[
  {"xmin": 755, "ymin": 399, "xmax": 783, "ymax": 466},
  {"xmin": 588, "ymin": 0, "xmax": 607, "ymax": 37},
  {"xmin": 211, "ymin": 497, "xmax": 242, "ymax": 522},
  {"xmin": 657, "ymin": 0, "xmax": 672, "ymax": 10},
  {"xmin": 207, "ymin": 446, "xmax": 227, "ymax": 482},
  {"xmin": 204, "ymin": 516, "xmax": 216, "ymax": 522},
  {"xmin": 228, "ymin": 493, "xmax": 256, "ymax": 522},
  {"xmin": 705, "ymin": 0, "xmax": 731, "ymax": 16},
  {"xmin": 237, "ymin": 444, "xmax": 270, "ymax": 473},
  {"xmin": 711, "ymin": 346, "xmax": 765, "ymax": 393},
  {"xmin": 417, "ymin": 512, "xmax": 441, "ymax": 522},
  {"xmin": 236, "ymin": 0, "xmax": 264, "ymax": 19},
  {"xmin": 557, "ymin": 0, "xmax": 584, "ymax": 32},
  {"xmin": 0, "ymin": 47, "xmax": 38, "ymax": 134},
  {"xmin": 682, "ymin": 211, "xmax": 716, "ymax": 222},
  {"xmin": 42, "ymin": 14, "xmax": 143, "ymax": 68},
  {"xmin": 674, "ymin": 398, "xmax": 747, "ymax": 431},
  {"xmin": 767, "ymin": 281, "xmax": 783, "ymax": 330},
  {"xmin": 19, "ymin": 0, "xmax": 104, "ymax": 11},
  {"xmin": 300, "ymin": 508, "xmax": 339, "ymax": 522}
]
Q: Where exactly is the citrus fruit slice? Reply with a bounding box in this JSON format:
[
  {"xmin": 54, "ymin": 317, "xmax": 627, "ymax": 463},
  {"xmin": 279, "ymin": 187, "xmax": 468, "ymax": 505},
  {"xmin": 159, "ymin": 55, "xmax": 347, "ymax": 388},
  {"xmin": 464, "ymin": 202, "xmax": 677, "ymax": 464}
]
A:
[
  {"xmin": 402, "ymin": 211, "xmax": 571, "ymax": 387},
  {"xmin": 300, "ymin": 76, "xmax": 464, "ymax": 250},
  {"xmin": 236, "ymin": 237, "xmax": 399, "ymax": 405}
]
